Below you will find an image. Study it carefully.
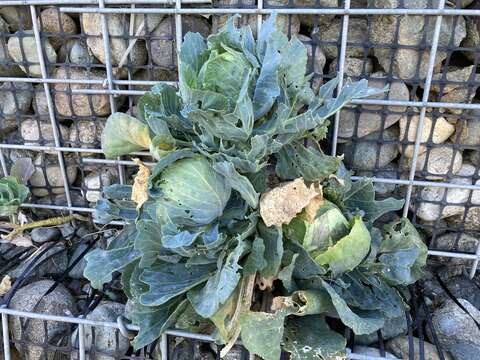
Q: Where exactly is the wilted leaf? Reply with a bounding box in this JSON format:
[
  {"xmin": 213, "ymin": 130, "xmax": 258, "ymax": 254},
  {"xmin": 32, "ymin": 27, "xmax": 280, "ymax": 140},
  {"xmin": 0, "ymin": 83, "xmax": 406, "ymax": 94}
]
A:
[
  {"xmin": 10, "ymin": 158, "xmax": 34, "ymax": 184},
  {"xmin": 271, "ymin": 290, "xmax": 334, "ymax": 317},
  {"xmin": 131, "ymin": 159, "xmax": 150, "ymax": 210},
  {"xmin": 101, "ymin": 113, "xmax": 152, "ymax": 158},
  {"xmin": 0, "ymin": 275, "xmax": 12, "ymax": 296},
  {"xmin": 259, "ymin": 178, "xmax": 319, "ymax": 227},
  {"xmin": 9, "ymin": 233, "xmax": 33, "ymax": 247}
]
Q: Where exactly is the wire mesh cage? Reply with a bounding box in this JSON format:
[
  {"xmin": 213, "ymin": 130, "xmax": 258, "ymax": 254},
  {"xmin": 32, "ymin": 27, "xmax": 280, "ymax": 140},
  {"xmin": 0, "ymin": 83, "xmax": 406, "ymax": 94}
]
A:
[{"xmin": 1, "ymin": 0, "xmax": 480, "ymax": 359}]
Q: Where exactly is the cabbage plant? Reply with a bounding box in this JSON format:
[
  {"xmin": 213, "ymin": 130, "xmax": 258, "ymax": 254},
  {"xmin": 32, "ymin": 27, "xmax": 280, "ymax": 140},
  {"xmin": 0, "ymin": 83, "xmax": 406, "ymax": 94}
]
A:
[
  {"xmin": 0, "ymin": 176, "xmax": 29, "ymax": 217},
  {"xmin": 84, "ymin": 14, "xmax": 427, "ymax": 359}
]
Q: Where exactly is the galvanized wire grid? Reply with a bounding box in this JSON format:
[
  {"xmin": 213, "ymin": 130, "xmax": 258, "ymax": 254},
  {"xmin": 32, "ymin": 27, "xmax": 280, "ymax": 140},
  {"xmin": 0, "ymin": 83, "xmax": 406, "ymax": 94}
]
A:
[{"xmin": 0, "ymin": 0, "xmax": 479, "ymax": 359}]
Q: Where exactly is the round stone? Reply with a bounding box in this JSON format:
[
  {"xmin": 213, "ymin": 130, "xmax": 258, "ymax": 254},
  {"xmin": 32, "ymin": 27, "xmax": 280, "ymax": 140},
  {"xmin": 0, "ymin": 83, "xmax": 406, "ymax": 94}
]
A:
[
  {"xmin": 454, "ymin": 108, "xmax": 480, "ymax": 146},
  {"xmin": 328, "ymin": 57, "xmax": 374, "ymax": 78},
  {"xmin": 340, "ymin": 126, "xmax": 399, "ymax": 171},
  {"xmin": 53, "ymin": 67, "xmax": 121, "ymax": 117},
  {"xmin": 386, "ymin": 336, "xmax": 451, "ymax": 360},
  {"xmin": 20, "ymin": 119, "xmax": 70, "ymax": 153},
  {"xmin": 84, "ymin": 168, "xmax": 118, "ymax": 203},
  {"xmin": 398, "ymin": 115, "xmax": 455, "ymax": 158},
  {"xmin": 58, "ymin": 39, "xmax": 97, "ymax": 65},
  {"xmin": 0, "ymin": 82, "xmax": 33, "ymax": 119},
  {"xmin": 0, "ymin": 15, "xmax": 23, "ymax": 77},
  {"xmin": 29, "ymin": 154, "xmax": 78, "ymax": 197},
  {"xmin": 409, "ymin": 145, "xmax": 462, "ymax": 180},
  {"xmin": 68, "ymin": 119, "xmax": 105, "ymax": 154},
  {"xmin": 39, "ymin": 7, "xmax": 78, "ymax": 50},
  {"xmin": 7, "ymin": 30, "xmax": 57, "ymax": 77},
  {"xmin": 0, "ymin": 7, "xmax": 33, "ymax": 31},
  {"xmin": 338, "ymin": 72, "xmax": 409, "ymax": 139},
  {"xmin": 33, "ymin": 84, "xmax": 50, "ymax": 116},
  {"xmin": 313, "ymin": 18, "xmax": 368, "ymax": 60},
  {"xmin": 9, "ymin": 280, "xmax": 76, "ymax": 360},
  {"xmin": 151, "ymin": 15, "xmax": 210, "ymax": 70}
]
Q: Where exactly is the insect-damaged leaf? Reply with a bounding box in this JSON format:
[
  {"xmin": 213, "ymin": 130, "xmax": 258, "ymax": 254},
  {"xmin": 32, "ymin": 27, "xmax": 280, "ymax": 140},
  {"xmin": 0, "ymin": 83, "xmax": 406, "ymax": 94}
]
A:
[
  {"xmin": 283, "ymin": 316, "xmax": 346, "ymax": 360},
  {"xmin": 259, "ymin": 178, "xmax": 320, "ymax": 227}
]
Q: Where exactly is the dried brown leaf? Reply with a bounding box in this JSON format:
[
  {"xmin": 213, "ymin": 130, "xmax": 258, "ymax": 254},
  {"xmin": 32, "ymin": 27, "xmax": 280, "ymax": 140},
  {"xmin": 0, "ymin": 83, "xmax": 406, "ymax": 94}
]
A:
[
  {"xmin": 304, "ymin": 187, "xmax": 324, "ymax": 222},
  {"xmin": 0, "ymin": 275, "xmax": 11, "ymax": 296},
  {"xmin": 131, "ymin": 158, "xmax": 150, "ymax": 210},
  {"xmin": 9, "ymin": 233, "xmax": 33, "ymax": 247},
  {"xmin": 259, "ymin": 178, "xmax": 320, "ymax": 227}
]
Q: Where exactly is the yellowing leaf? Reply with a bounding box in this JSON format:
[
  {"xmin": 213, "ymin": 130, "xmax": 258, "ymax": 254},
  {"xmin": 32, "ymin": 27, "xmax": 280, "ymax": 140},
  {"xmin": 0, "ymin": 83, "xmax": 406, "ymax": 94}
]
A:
[
  {"xmin": 131, "ymin": 158, "xmax": 150, "ymax": 210},
  {"xmin": 0, "ymin": 275, "xmax": 11, "ymax": 296},
  {"xmin": 259, "ymin": 178, "xmax": 320, "ymax": 227}
]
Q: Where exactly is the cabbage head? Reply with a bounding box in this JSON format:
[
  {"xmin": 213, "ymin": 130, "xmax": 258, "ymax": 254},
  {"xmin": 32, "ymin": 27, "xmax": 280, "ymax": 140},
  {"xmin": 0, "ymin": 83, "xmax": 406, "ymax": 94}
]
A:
[{"xmin": 156, "ymin": 156, "xmax": 231, "ymax": 226}]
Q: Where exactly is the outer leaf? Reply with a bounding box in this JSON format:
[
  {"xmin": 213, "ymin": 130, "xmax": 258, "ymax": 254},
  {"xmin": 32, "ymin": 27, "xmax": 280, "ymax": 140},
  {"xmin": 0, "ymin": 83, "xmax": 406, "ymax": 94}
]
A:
[
  {"xmin": 377, "ymin": 218, "xmax": 428, "ymax": 285},
  {"xmin": 240, "ymin": 309, "xmax": 288, "ymax": 360},
  {"xmin": 213, "ymin": 161, "xmax": 259, "ymax": 208},
  {"xmin": 0, "ymin": 176, "xmax": 29, "ymax": 216},
  {"xmin": 315, "ymin": 216, "xmax": 371, "ymax": 277},
  {"xmin": 180, "ymin": 32, "xmax": 207, "ymax": 73},
  {"xmin": 130, "ymin": 299, "xmax": 187, "ymax": 350},
  {"xmin": 139, "ymin": 262, "xmax": 216, "ymax": 306},
  {"xmin": 258, "ymin": 221, "xmax": 283, "ymax": 278},
  {"xmin": 10, "ymin": 157, "xmax": 34, "ymax": 184},
  {"xmin": 188, "ymin": 238, "xmax": 248, "ymax": 318},
  {"xmin": 244, "ymin": 236, "xmax": 267, "ymax": 275},
  {"xmin": 344, "ymin": 178, "xmax": 404, "ymax": 224},
  {"xmin": 283, "ymin": 316, "xmax": 346, "ymax": 360},
  {"xmin": 275, "ymin": 142, "xmax": 341, "ymax": 183},
  {"xmin": 253, "ymin": 40, "xmax": 281, "ymax": 119},
  {"xmin": 134, "ymin": 220, "xmax": 164, "ymax": 268},
  {"xmin": 321, "ymin": 280, "xmax": 384, "ymax": 335},
  {"xmin": 84, "ymin": 226, "xmax": 140, "ymax": 289},
  {"xmin": 286, "ymin": 240, "xmax": 326, "ymax": 279},
  {"xmin": 101, "ymin": 113, "xmax": 151, "ymax": 158}
]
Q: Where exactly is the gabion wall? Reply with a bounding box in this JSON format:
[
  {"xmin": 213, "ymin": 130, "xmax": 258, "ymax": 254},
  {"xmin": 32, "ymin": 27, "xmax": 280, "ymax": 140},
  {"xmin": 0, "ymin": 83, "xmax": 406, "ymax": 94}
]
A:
[{"xmin": 0, "ymin": 1, "xmax": 479, "ymax": 359}]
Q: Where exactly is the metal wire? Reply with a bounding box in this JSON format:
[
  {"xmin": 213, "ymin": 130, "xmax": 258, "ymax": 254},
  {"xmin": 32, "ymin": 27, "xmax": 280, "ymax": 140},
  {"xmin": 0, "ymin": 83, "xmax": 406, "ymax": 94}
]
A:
[{"xmin": 1, "ymin": 1, "xmax": 480, "ymax": 359}]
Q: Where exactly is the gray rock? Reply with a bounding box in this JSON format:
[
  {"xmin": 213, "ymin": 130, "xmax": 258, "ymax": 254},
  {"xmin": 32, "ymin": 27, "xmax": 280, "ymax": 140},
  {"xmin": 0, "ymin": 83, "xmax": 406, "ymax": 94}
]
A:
[
  {"xmin": 68, "ymin": 119, "xmax": 105, "ymax": 155},
  {"xmin": 81, "ymin": 13, "xmax": 150, "ymax": 71},
  {"xmin": 313, "ymin": 18, "xmax": 368, "ymax": 60},
  {"xmin": 32, "ymin": 84, "xmax": 50, "ymax": 116},
  {"xmin": 432, "ymin": 275, "xmax": 480, "ymax": 311},
  {"xmin": 370, "ymin": 7, "xmax": 466, "ymax": 80},
  {"xmin": 31, "ymin": 227, "xmax": 61, "ymax": 243},
  {"xmin": 0, "ymin": 15, "xmax": 23, "ymax": 77},
  {"xmin": 84, "ymin": 168, "xmax": 118, "ymax": 203},
  {"xmin": 462, "ymin": 16, "xmax": 480, "ymax": 62},
  {"xmin": 297, "ymin": 0, "xmax": 337, "ymax": 27},
  {"xmin": 340, "ymin": 126, "xmax": 399, "ymax": 171},
  {"xmin": 30, "ymin": 154, "xmax": 78, "ymax": 197},
  {"xmin": 446, "ymin": 206, "xmax": 480, "ymax": 232},
  {"xmin": 58, "ymin": 39, "xmax": 97, "ymax": 65},
  {"xmin": 0, "ymin": 82, "xmax": 33, "ymax": 119},
  {"xmin": 9, "ymin": 243, "xmax": 68, "ymax": 279},
  {"xmin": 414, "ymin": 164, "xmax": 473, "ymax": 221},
  {"xmin": 68, "ymin": 244, "xmax": 89, "ymax": 279},
  {"xmin": 132, "ymin": 68, "xmax": 177, "ymax": 91},
  {"xmin": 9, "ymin": 280, "xmax": 75, "ymax": 360},
  {"xmin": 398, "ymin": 115, "xmax": 455, "ymax": 158},
  {"xmin": 430, "ymin": 232, "xmax": 478, "ymax": 265},
  {"xmin": 338, "ymin": 72, "xmax": 409, "ymax": 139},
  {"xmin": 152, "ymin": 15, "xmax": 210, "ymax": 69},
  {"xmin": 430, "ymin": 66, "xmax": 477, "ymax": 114},
  {"xmin": 298, "ymin": 35, "xmax": 326, "ymax": 75},
  {"xmin": 328, "ymin": 57, "xmax": 374, "ymax": 78},
  {"xmin": 406, "ymin": 145, "xmax": 462, "ymax": 180},
  {"xmin": 0, "ymin": 7, "xmax": 33, "ymax": 31},
  {"xmin": 212, "ymin": 0, "xmax": 300, "ymax": 36},
  {"xmin": 430, "ymin": 299, "xmax": 480, "ymax": 360},
  {"xmin": 53, "ymin": 68, "xmax": 120, "ymax": 117},
  {"xmin": 20, "ymin": 119, "xmax": 70, "ymax": 153},
  {"xmin": 353, "ymin": 346, "xmax": 398, "ymax": 359},
  {"xmin": 386, "ymin": 336, "xmax": 452, "ymax": 360},
  {"xmin": 79, "ymin": 302, "xmax": 130, "ymax": 360},
  {"xmin": 356, "ymin": 163, "xmax": 398, "ymax": 195},
  {"xmin": 7, "ymin": 30, "xmax": 57, "ymax": 77},
  {"xmin": 454, "ymin": 109, "xmax": 480, "ymax": 146},
  {"xmin": 39, "ymin": 7, "xmax": 77, "ymax": 50}
]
